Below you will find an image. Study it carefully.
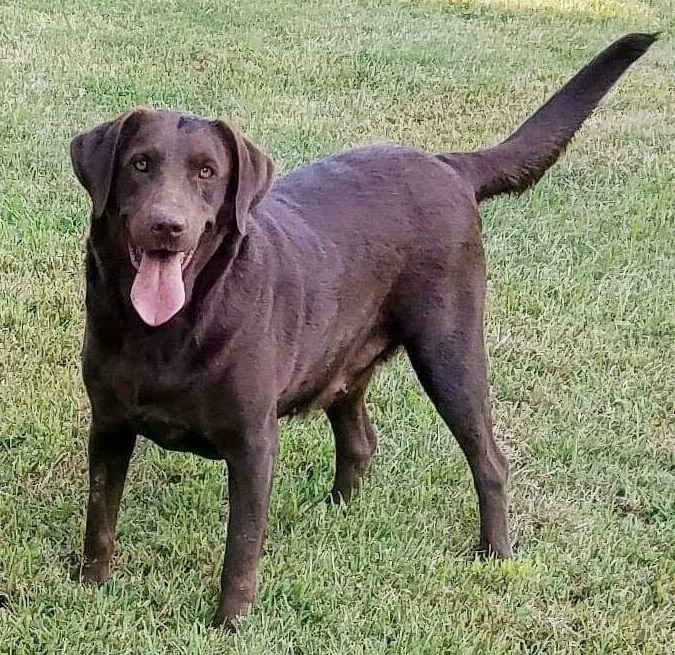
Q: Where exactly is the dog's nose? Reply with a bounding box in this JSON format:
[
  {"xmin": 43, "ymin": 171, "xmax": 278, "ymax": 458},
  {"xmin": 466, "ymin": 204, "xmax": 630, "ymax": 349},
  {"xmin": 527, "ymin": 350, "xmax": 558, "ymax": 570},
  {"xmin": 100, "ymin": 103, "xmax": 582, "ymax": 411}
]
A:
[{"xmin": 150, "ymin": 214, "xmax": 186, "ymax": 237}]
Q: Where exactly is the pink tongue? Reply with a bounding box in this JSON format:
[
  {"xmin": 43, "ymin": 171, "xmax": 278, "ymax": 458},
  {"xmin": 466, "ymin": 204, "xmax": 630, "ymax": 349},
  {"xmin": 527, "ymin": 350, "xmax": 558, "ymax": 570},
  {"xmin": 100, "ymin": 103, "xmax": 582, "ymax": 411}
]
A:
[{"xmin": 130, "ymin": 252, "xmax": 186, "ymax": 326}]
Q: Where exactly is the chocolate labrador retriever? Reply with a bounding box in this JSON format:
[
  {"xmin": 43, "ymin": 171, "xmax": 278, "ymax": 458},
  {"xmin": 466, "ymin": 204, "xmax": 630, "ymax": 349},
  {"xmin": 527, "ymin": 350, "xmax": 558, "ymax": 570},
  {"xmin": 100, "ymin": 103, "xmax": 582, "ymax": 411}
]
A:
[{"xmin": 70, "ymin": 33, "xmax": 655, "ymax": 627}]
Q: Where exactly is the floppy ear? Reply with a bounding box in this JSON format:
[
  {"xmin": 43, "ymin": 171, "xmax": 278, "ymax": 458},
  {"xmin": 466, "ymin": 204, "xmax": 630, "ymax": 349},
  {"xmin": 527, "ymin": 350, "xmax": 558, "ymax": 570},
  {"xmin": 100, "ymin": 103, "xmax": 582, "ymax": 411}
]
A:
[
  {"xmin": 70, "ymin": 110, "xmax": 138, "ymax": 219},
  {"xmin": 213, "ymin": 120, "xmax": 276, "ymax": 235}
]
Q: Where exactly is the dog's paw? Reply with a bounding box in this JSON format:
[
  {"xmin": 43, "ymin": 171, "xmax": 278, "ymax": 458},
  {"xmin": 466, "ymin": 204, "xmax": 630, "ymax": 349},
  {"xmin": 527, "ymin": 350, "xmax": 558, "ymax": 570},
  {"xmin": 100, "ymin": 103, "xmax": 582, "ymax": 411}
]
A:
[
  {"xmin": 69, "ymin": 555, "xmax": 111, "ymax": 586},
  {"xmin": 211, "ymin": 612, "xmax": 238, "ymax": 632},
  {"xmin": 475, "ymin": 541, "xmax": 515, "ymax": 561},
  {"xmin": 325, "ymin": 487, "xmax": 354, "ymax": 506},
  {"xmin": 212, "ymin": 592, "xmax": 252, "ymax": 632}
]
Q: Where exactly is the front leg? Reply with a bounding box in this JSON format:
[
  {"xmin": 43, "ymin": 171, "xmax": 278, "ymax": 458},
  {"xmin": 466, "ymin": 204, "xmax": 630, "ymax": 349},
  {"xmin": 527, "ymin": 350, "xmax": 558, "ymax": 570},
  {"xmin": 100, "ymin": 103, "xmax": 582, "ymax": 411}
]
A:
[
  {"xmin": 79, "ymin": 421, "xmax": 136, "ymax": 585},
  {"xmin": 214, "ymin": 417, "xmax": 278, "ymax": 629}
]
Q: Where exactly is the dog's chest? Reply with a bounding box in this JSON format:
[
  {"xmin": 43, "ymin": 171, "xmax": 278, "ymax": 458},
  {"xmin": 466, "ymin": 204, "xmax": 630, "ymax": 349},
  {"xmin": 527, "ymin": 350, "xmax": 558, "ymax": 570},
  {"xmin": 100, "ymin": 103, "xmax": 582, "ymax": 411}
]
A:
[
  {"xmin": 111, "ymin": 356, "xmax": 189, "ymax": 413},
  {"xmin": 95, "ymin": 347, "xmax": 222, "ymax": 457},
  {"xmin": 133, "ymin": 412, "xmax": 220, "ymax": 459}
]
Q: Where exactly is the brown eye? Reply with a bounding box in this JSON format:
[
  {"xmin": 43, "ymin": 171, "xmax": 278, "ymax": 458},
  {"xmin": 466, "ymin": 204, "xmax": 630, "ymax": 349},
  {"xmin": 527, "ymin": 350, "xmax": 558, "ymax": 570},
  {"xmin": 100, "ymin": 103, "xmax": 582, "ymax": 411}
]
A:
[
  {"xmin": 198, "ymin": 165, "xmax": 215, "ymax": 179},
  {"xmin": 133, "ymin": 158, "xmax": 148, "ymax": 172}
]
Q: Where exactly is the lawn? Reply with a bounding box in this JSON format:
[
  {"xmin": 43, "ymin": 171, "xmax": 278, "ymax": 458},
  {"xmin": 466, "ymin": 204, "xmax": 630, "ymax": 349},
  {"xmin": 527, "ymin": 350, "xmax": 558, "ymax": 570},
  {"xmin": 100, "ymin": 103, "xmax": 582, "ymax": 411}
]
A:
[{"xmin": 1, "ymin": 0, "xmax": 674, "ymax": 653}]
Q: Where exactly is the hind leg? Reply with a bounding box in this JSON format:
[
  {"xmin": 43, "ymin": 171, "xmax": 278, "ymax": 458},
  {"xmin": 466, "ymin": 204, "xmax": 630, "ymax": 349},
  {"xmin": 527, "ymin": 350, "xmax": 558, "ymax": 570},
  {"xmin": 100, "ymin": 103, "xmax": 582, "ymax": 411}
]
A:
[
  {"xmin": 402, "ymin": 278, "xmax": 511, "ymax": 557},
  {"xmin": 325, "ymin": 375, "xmax": 377, "ymax": 503}
]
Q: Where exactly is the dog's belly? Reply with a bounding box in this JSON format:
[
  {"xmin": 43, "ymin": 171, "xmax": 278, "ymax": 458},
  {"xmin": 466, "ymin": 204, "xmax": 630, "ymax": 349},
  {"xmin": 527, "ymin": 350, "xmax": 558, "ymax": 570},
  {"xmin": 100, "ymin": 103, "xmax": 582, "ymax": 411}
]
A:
[{"xmin": 278, "ymin": 332, "xmax": 398, "ymax": 416}]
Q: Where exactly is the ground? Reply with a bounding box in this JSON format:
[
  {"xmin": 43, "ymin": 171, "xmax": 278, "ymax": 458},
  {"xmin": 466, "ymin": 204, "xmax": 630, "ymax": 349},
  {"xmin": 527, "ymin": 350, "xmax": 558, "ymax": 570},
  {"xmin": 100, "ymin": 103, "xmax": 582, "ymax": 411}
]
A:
[{"xmin": 0, "ymin": 0, "xmax": 674, "ymax": 653}]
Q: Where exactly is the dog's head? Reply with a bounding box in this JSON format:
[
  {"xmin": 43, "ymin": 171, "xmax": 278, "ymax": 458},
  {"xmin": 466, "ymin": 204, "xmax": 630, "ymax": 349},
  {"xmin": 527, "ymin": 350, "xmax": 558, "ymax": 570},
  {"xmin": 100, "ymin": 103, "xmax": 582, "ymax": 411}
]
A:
[{"xmin": 70, "ymin": 109, "xmax": 275, "ymax": 327}]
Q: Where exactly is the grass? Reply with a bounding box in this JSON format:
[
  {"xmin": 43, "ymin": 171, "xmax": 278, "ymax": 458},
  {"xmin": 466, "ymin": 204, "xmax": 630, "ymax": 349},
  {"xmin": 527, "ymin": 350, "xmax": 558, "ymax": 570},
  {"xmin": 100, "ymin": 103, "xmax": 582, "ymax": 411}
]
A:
[{"xmin": 1, "ymin": 0, "xmax": 674, "ymax": 652}]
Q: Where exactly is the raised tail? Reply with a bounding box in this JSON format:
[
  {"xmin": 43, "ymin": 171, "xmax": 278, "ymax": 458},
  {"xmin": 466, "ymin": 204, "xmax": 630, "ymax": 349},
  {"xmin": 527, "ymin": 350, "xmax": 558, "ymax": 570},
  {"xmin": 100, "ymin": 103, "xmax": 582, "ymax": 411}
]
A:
[{"xmin": 440, "ymin": 33, "xmax": 657, "ymax": 203}]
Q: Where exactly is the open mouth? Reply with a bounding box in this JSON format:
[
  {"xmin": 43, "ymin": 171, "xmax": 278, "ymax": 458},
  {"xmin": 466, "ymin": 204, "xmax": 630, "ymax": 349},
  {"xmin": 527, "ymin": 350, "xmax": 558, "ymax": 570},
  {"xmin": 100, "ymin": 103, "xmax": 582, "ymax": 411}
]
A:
[
  {"xmin": 128, "ymin": 243, "xmax": 195, "ymax": 327},
  {"xmin": 128, "ymin": 243, "xmax": 194, "ymax": 272}
]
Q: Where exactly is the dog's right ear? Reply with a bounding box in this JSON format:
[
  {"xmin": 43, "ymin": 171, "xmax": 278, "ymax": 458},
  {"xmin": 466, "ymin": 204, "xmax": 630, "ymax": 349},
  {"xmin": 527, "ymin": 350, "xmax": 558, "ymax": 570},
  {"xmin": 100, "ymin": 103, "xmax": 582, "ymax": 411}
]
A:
[{"xmin": 70, "ymin": 110, "xmax": 139, "ymax": 219}]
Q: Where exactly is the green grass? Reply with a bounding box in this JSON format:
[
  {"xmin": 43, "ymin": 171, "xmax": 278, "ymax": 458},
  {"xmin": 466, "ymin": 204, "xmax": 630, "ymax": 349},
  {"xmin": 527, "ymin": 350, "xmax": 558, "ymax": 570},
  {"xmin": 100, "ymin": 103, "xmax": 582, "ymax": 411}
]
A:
[{"xmin": 1, "ymin": 0, "xmax": 674, "ymax": 652}]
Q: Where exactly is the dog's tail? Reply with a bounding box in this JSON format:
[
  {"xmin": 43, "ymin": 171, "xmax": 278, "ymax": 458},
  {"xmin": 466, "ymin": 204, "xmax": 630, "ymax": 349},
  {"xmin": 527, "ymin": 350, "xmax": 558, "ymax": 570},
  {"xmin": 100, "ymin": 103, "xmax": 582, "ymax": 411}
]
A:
[{"xmin": 440, "ymin": 33, "xmax": 657, "ymax": 203}]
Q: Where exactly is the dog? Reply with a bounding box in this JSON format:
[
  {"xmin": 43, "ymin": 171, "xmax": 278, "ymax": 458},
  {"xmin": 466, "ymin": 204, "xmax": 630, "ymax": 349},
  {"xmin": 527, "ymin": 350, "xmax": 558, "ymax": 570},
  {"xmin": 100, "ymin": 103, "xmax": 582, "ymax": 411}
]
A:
[{"xmin": 70, "ymin": 33, "xmax": 655, "ymax": 627}]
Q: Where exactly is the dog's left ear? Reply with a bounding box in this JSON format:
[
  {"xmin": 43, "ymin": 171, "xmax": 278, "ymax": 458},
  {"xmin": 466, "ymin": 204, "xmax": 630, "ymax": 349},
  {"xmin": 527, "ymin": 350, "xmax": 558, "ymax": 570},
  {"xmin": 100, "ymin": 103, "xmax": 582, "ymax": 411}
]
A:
[
  {"xmin": 70, "ymin": 110, "xmax": 140, "ymax": 219},
  {"xmin": 213, "ymin": 120, "xmax": 276, "ymax": 235}
]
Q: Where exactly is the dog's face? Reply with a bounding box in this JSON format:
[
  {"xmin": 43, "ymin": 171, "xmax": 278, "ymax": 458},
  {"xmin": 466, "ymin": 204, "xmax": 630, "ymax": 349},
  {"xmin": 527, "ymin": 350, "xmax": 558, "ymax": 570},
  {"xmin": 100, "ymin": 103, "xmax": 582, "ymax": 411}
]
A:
[{"xmin": 70, "ymin": 109, "xmax": 275, "ymax": 327}]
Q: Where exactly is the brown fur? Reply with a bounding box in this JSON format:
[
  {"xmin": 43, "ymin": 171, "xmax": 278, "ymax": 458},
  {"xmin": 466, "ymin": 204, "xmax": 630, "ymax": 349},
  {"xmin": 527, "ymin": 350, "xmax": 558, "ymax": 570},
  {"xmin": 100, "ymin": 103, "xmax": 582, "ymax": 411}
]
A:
[{"xmin": 70, "ymin": 34, "xmax": 655, "ymax": 628}]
